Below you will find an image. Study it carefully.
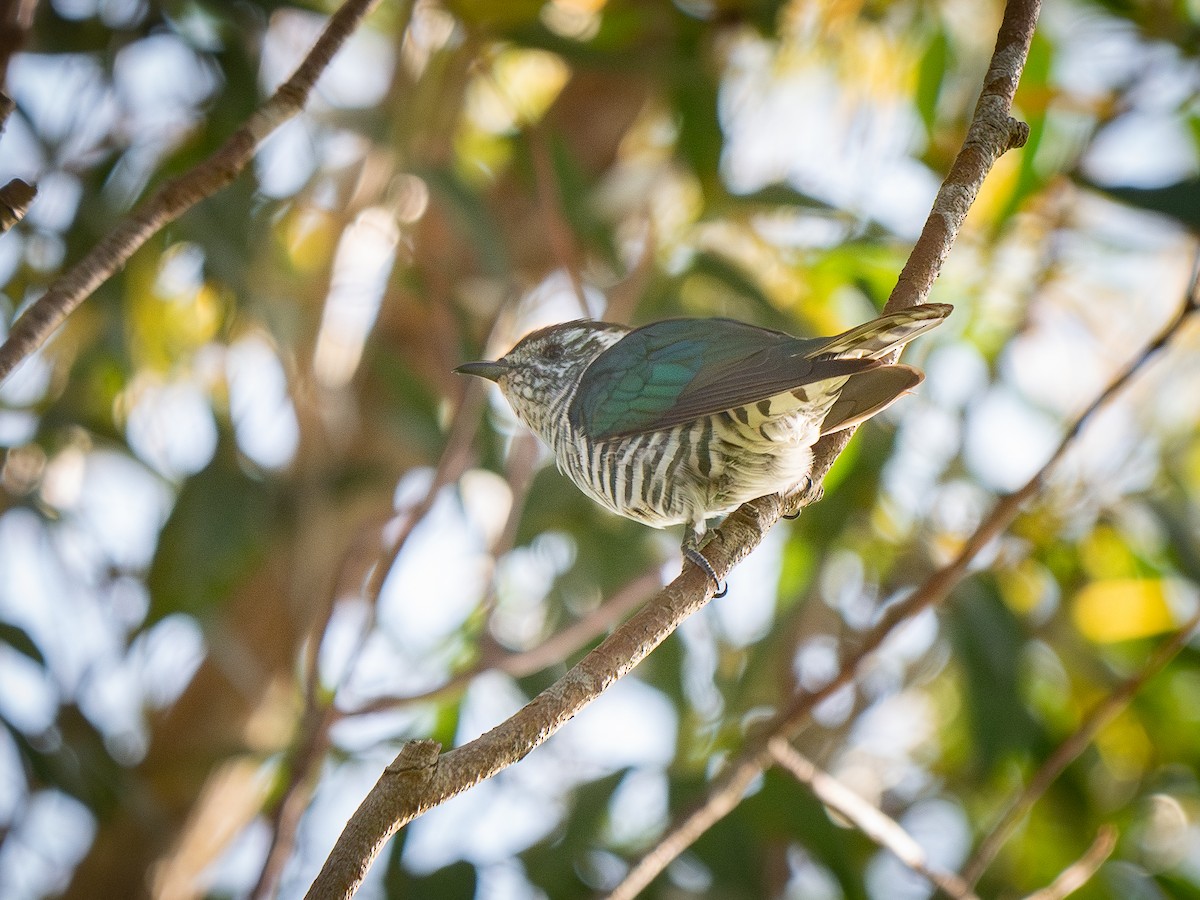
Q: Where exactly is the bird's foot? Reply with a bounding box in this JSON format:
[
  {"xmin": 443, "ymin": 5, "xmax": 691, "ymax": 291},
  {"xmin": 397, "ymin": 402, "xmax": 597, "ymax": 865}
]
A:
[
  {"xmin": 682, "ymin": 527, "xmax": 727, "ymax": 598},
  {"xmin": 783, "ymin": 476, "xmax": 824, "ymax": 519}
]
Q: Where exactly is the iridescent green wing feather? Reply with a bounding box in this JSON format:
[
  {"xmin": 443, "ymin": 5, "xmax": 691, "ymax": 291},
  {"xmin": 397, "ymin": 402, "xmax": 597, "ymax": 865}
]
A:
[{"xmin": 569, "ymin": 318, "xmax": 877, "ymax": 440}]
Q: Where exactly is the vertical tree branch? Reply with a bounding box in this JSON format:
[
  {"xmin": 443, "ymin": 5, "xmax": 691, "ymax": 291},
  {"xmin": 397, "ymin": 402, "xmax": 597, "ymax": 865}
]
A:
[
  {"xmin": 0, "ymin": 0, "xmax": 393, "ymax": 383},
  {"xmin": 0, "ymin": 0, "xmax": 37, "ymax": 89}
]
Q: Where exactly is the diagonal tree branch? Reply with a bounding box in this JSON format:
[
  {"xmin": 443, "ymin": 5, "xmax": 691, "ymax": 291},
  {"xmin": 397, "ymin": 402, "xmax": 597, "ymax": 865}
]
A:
[
  {"xmin": 0, "ymin": 0, "xmax": 392, "ymax": 383},
  {"xmin": 770, "ymin": 739, "xmax": 979, "ymax": 900},
  {"xmin": 605, "ymin": 251, "xmax": 1199, "ymax": 900},
  {"xmin": 305, "ymin": 551, "xmax": 730, "ymax": 899},
  {"xmin": 351, "ymin": 563, "xmax": 664, "ymax": 713},
  {"xmin": 1020, "ymin": 826, "xmax": 1118, "ymax": 900},
  {"xmin": 304, "ymin": 1, "xmax": 1042, "ymax": 897}
]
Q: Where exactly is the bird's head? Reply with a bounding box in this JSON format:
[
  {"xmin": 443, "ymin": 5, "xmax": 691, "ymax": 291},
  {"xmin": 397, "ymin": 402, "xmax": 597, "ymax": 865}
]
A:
[{"xmin": 455, "ymin": 319, "xmax": 626, "ymax": 439}]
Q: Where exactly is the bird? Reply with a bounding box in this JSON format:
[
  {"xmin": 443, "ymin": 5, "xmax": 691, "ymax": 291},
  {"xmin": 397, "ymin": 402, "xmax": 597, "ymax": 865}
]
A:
[{"xmin": 456, "ymin": 304, "xmax": 951, "ymax": 595}]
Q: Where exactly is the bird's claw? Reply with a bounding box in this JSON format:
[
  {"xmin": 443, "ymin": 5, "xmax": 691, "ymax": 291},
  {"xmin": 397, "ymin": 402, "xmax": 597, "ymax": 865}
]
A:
[
  {"xmin": 783, "ymin": 476, "xmax": 823, "ymax": 519},
  {"xmin": 683, "ymin": 545, "xmax": 727, "ymax": 597}
]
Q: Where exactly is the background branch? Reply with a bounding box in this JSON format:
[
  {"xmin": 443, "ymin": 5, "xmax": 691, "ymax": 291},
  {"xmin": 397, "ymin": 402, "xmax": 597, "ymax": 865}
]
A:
[
  {"xmin": 769, "ymin": 739, "xmax": 979, "ymax": 900},
  {"xmin": 1021, "ymin": 826, "xmax": 1118, "ymax": 900},
  {"xmin": 0, "ymin": 0, "xmax": 390, "ymax": 382},
  {"xmin": 305, "ymin": 555, "xmax": 725, "ymax": 899}
]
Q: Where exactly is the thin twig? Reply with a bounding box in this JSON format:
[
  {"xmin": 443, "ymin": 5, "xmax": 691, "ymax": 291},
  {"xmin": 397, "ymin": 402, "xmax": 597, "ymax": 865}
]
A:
[
  {"xmin": 620, "ymin": 756, "xmax": 764, "ymax": 900},
  {"xmin": 249, "ymin": 703, "xmax": 339, "ymax": 900},
  {"xmin": 1020, "ymin": 826, "xmax": 1118, "ymax": 900},
  {"xmin": 249, "ymin": 378, "xmax": 484, "ymax": 895},
  {"xmin": 0, "ymin": 0, "xmax": 394, "ymax": 382},
  {"xmin": 607, "ymin": 249, "xmax": 1198, "ymax": 900},
  {"xmin": 769, "ymin": 739, "xmax": 979, "ymax": 900},
  {"xmin": 962, "ymin": 610, "xmax": 1200, "ymax": 885},
  {"xmin": 253, "ymin": 292, "xmax": 499, "ymax": 899}
]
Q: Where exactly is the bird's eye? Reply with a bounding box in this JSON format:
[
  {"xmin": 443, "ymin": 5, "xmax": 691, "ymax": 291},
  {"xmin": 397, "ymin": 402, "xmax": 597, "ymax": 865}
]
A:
[{"xmin": 541, "ymin": 341, "xmax": 564, "ymax": 361}]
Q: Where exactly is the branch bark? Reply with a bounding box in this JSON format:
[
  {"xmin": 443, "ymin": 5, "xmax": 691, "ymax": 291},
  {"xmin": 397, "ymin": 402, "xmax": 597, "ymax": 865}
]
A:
[
  {"xmin": 0, "ymin": 0, "xmax": 390, "ymax": 383},
  {"xmin": 785, "ymin": 0, "xmax": 1037, "ymax": 518}
]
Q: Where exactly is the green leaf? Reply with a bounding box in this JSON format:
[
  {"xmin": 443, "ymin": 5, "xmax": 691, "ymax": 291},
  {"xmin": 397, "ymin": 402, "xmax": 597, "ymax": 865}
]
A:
[
  {"xmin": 1079, "ymin": 176, "xmax": 1200, "ymax": 231},
  {"xmin": 672, "ymin": 251, "xmax": 796, "ymax": 332},
  {"xmin": 419, "ymin": 166, "xmax": 512, "ymax": 277},
  {"xmin": 710, "ymin": 183, "xmax": 836, "ymax": 216},
  {"xmin": 1154, "ymin": 872, "xmax": 1200, "ymax": 900},
  {"xmin": 3, "ymin": 705, "xmax": 124, "ymax": 815},
  {"xmin": 944, "ymin": 579, "xmax": 1046, "ymax": 772},
  {"xmin": 671, "ymin": 24, "xmax": 724, "ymax": 200},
  {"xmin": 916, "ymin": 26, "xmax": 949, "ymax": 133},
  {"xmin": 383, "ymin": 848, "xmax": 477, "ymax": 899},
  {"xmin": 0, "ymin": 621, "xmax": 45, "ymax": 666},
  {"xmin": 522, "ymin": 769, "xmax": 628, "ymax": 896},
  {"xmin": 739, "ymin": 769, "xmax": 871, "ymax": 899},
  {"xmin": 146, "ymin": 443, "xmax": 279, "ymax": 625}
]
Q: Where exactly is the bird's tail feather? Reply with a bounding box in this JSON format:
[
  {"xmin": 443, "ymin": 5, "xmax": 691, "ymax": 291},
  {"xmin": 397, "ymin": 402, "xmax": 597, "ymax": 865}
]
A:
[
  {"xmin": 817, "ymin": 303, "xmax": 953, "ymax": 359},
  {"xmin": 821, "ymin": 364, "xmax": 924, "ymax": 434}
]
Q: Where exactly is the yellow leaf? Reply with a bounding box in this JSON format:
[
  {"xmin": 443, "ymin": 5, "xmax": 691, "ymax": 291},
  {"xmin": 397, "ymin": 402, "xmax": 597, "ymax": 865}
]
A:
[
  {"xmin": 1079, "ymin": 524, "xmax": 1137, "ymax": 580},
  {"xmin": 1072, "ymin": 578, "xmax": 1175, "ymax": 644}
]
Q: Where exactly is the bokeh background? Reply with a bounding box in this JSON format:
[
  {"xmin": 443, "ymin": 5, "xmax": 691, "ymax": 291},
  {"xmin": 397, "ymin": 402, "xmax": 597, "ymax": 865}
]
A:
[{"xmin": 1, "ymin": 0, "xmax": 1200, "ymax": 897}]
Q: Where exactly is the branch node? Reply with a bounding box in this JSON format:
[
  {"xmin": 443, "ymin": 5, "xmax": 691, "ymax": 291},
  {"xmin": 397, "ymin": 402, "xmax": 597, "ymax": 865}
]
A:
[
  {"xmin": 385, "ymin": 739, "xmax": 441, "ymax": 777},
  {"xmin": 0, "ymin": 178, "xmax": 36, "ymax": 232},
  {"xmin": 1006, "ymin": 118, "xmax": 1031, "ymax": 151}
]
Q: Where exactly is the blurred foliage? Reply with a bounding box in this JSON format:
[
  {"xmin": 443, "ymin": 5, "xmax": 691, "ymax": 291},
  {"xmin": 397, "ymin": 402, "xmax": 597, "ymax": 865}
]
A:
[{"xmin": 2, "ymin": 0, "xmax": 1200, "ymax": 898}]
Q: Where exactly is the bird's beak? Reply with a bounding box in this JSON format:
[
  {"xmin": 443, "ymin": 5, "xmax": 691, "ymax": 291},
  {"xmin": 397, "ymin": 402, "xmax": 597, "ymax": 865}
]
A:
[{"xmin": 454, "ymin": 360, "xmax": 510, "ymax": 382}]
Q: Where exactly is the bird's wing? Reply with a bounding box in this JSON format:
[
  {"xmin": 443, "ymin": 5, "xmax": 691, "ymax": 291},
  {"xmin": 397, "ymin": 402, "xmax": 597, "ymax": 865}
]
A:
[{"xmin": 569, "ymin": 318, "xmax": 878, "ymax": 440}]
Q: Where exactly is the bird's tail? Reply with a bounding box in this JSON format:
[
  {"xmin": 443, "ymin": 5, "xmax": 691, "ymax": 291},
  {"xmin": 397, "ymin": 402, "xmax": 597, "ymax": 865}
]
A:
[{"xmin": 816, "ymin": 303, "xmax": 953, "ymax": 359}]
